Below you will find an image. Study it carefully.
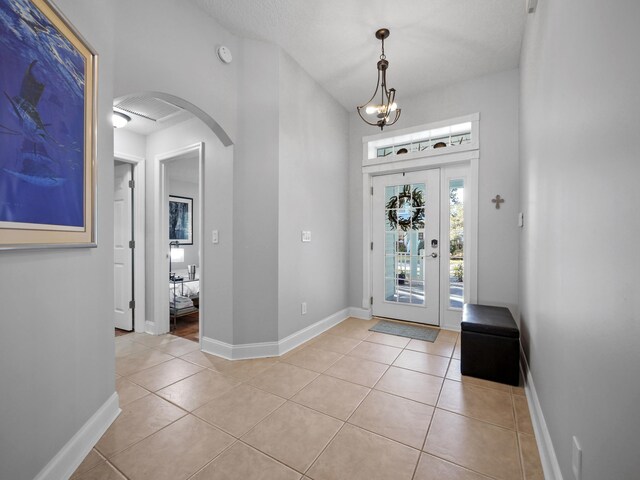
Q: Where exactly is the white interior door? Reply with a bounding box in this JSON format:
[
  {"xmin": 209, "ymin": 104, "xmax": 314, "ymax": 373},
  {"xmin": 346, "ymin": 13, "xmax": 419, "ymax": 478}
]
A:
[
  {"xmin": 114, "ymin": 162, "xmax": 133, "ymax": 330},
  {"xmin": 372, "ymin": 170, "xmax": 440, "ymax": 325}
]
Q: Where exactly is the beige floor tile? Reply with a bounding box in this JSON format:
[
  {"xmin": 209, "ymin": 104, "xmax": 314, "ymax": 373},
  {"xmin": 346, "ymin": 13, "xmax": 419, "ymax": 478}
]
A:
[
  {"xmin": 70, "ymin": 449, "xmax": 104, "ymax": 479},
  {"xmin": 324, "ymin": 355, "xmax": 389, "ymax": 387},
  {"xmin": 180, "ymin": 350, "xmax": 231, "ymax": 370},
  {"xmin": 437, "ymin": 380, "xmax": 515, "ymax": 429},
  {"xmin": 436, "ymin": 329, "xmax": 459, "ymax": 343},
  {"xmin": 72, "ymin": 461, "xmax": 126, "ymax": 480},
  {"xmin": 424, "ymin": 409, "xmax": 522, "ymax": 480},
  {"xmin": 348, "ymin": 341, "xmax": 402, "ymax": 364},
  {"xmin": 406, "ymin": 338, "xmax": 455, "ymax": 357},
  {"xmin": 291, "ymin": 375, "xmax": 370, "ymax": 420},
  {"xmin": 191, "ymin": 441, "xmax": 301, "ymax": 480},
  {"xmin": 282, "ymin": 347, "xmax": 343, "ymax": 373},
  {"xmin": 115, "ymin": 339, "xmax": 149, "ymax": 359},
  {"xmin": 242, "ymin": 402, "xmax": 343, "ymax": 473},
  {"xmin": 311, "ymin": 334, "xmax": 361, "ymax": 354},
  {"xmin": 111, "ymin": 415, "xmax": 234, "ymax": 480},
  {"xmin": 116, "ymin": 377, "xmax": 149, "ymax": 406},
  {"xmin": 453, "ymin": 342, "xmax": 462, "ymax": 359},
  {"xmin": 519, "ymin": 433, "xmax": 544, "ymax": 480},
  {"xmin": 96, "ymin": 394, "xmax": 185, "ymax": 457},
  {"xmin": 115, "ymin": 348, "xmax": 174, "ymax": 377},
  {"xmin": 446, "ymin": 359, "xmax": 512, "ymax": 393},
  {"xmin": 374, "ymin": 366, "xmax": 443, "ymax": 405},
  {"xmin": 156, "ymin": 369, "xmax": 240, "ymax": 411},
  {"xmin": 513, "ymin": 395, "xmax": 534, "ymax": 434},
  {"xmin": 127, "ymin": 358, "xmax": 203, "ymax": 392},
  {"xmin": 414, "ymin": 453, "xmax": 492, "ymax": 480},
  {"xmin": 348, "ymin": 390, "xmax": 433, "ymax": 449},
  {"xmin": 365, "ymin": 332, "xmax": 411, "ymax": 348},
  {"xmin": 307, "ymin": 424, "xmax": 419, "ymax": 480},
  {"xmin": 131, "ymin": 333, "xmax": 178, "ymax": 347},
  {"xmin": 342, "ymin": 317, "xmax": 376, "ymax": 329},
  {"xmin": 214, "ymin": 357, "xmax": 278, "ymax": 381},
  {"xmin": 279, "ymin": 342, "xmax": 310, "ymax": 360},
  {"xmin": 194, "ymin": 384, "xmax": 285, "ymax": 437},
  {"xmin": 327, "ymin": 322, "xmax": 371, "ymax": 340},
  {"xmin": 393, "ymin": 350, "xmax": 450, "ymax": 377},
  {"xmin": 249, "ymin": 362, "xmax": 318, "ymax": 399},
  {"xmin": 155, "ymin": 336, "xmax": 201, "ymax": 357}
]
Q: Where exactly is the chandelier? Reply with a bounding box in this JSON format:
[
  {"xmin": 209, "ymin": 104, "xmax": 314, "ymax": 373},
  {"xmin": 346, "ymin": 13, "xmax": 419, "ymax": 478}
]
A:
[{"xmin": 357, "ymin": 28, "xmax": 401, "ymax": 130}]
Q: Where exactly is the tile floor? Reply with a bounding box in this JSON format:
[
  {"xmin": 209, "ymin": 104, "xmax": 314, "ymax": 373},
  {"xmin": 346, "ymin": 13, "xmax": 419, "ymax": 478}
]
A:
[{"xmin": 74, "ymin": 317, "xmax": 543, "ymax": 480}]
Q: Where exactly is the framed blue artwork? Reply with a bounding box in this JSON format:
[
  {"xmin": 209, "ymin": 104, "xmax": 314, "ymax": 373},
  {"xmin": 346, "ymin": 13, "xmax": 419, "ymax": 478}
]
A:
[
  {"xmin": 0, "ymin": 0, "xmax": 97, "ymax": 249},
  {"xmin": 169, "ymin": 196, "xmax": 193, "ymax": 245}
]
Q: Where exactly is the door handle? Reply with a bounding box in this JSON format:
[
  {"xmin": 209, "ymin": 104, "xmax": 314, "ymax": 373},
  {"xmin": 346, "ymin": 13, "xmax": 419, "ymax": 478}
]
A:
[{"xmin": 427, "ymin": 252, "xmax": 438, "ymax": 258}]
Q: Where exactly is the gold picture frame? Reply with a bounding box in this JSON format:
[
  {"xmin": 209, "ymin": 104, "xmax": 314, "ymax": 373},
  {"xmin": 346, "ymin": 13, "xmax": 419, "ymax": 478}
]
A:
[{"xmin": 0, "ymin": 0, "xmax": 97, "ymax": 250}]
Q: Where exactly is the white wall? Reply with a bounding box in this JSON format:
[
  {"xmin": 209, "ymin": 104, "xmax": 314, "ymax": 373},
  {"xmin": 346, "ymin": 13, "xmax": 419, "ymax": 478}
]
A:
[
  {"xmin": 0, "ymin": 1, "xmax": 116, "ymax": 479},
  {"xmin": 278, "ymin": 51, "xmax": 350, "ymax": 338},
  {"xmin": 167, "ymin": 161, "xmax": 200, "ymax": 268},
  {"xmin": 114, "ymin": 128, "xmax": 145, "ymax": 159},
  {"xmin": 348, "ymin": 69, "xmax": 521, "ymax": 316},
  {"xmin": 519, "ymin": 1, "xmax": 640, "ymax": 478}
]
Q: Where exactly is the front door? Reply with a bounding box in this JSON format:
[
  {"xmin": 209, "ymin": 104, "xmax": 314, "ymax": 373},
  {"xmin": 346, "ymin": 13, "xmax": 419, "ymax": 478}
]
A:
[{"xmin": 372, "ymin": 170, "xmax": 440, "ymax": 325}]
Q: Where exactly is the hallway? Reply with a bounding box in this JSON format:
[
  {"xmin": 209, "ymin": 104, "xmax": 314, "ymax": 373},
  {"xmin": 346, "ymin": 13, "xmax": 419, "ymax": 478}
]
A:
[{"xmin": 74, "ymin": 318, "xmax": 542, "ymax": 479}]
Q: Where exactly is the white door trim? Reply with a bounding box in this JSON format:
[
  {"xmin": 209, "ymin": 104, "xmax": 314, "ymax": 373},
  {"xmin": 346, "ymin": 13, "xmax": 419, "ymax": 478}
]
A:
[
  {"xmin": 114, "ymin": 152, "xmax": 146, "ymax": 333},
  {"xmin": 361, "ymin": 141, "xmax": 478, "ymax": 329},
  {"xmin": 154, "ymin": 142, "xmax": 205, "ymax": 341}
]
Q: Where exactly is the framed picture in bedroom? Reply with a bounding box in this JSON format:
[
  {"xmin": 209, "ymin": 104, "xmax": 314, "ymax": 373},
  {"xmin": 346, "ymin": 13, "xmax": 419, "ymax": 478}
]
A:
[
  {"xmin": 169, "ymin": 195, "xmax": 193, "ymax": 245},
  {"xmin": 0, "ymin": 0, "xmax": 97, "ymax": 250}
]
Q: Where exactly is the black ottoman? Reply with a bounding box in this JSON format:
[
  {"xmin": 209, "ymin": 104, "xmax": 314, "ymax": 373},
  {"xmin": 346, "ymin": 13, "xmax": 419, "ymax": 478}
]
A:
[{"xmin": 461, "ymin": 304, "xmax": 520, "ymax": 386}]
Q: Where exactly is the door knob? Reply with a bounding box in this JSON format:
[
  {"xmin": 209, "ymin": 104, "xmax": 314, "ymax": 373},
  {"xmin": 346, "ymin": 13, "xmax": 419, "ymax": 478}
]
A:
[{"xmin": 427, "ymin": 252, "xmax": 438, "ymax": 258}]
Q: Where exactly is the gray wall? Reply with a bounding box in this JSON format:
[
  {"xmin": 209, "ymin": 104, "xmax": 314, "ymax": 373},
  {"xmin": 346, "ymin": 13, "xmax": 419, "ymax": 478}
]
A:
[
  {"xmin": 233, "ymin": 39, "xmax": 281, "ymax": 344},
  {"xmin": 348, "ymin": 69, "xmax": 521, "ymax": 316},
  {"xmin": 278, "ymin": 51, "xmax": 350, "ymax": 339},
  {"xmin": 519, "ymin": 1, "xmax": 640, "ymax": 478},
  {"xmin": 0, "ymin": 1, "xmax": 116, "ymax": 479},
  {"xmin": 145, "ymin": 118, "xmax": 235, "ymax": 344}
]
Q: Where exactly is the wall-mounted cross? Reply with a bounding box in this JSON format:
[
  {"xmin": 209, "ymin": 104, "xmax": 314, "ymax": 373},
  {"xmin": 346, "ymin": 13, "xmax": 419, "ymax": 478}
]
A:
[{"xmin": 492, "ymin": 195, "xmax": 505, "ymax": 209}]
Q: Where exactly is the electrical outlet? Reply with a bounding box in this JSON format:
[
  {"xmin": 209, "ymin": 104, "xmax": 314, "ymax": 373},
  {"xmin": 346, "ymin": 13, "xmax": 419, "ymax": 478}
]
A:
[
  {"xmin": 301, "ymin": 302, "xmax": 307, "ymax": 315},
  {"xmin": 572, "ymin": 436, "xmax": 582, "ymax": 480}
]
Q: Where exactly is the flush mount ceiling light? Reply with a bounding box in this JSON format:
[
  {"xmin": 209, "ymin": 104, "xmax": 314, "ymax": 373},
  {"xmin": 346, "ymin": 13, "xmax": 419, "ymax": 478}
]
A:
[
  {"xmin": 112, "ymin": 111, "xmax": 131, "ymax": 128},
  {"xmin": 357, "ymin": 28, "xmax": 401, "ymax": 131}
]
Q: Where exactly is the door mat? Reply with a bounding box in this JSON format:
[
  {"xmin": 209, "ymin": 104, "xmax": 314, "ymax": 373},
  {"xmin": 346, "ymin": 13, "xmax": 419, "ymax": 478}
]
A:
[{"xmin": 369, "ymin": 319, "xmax": 439, "ymax": 343}]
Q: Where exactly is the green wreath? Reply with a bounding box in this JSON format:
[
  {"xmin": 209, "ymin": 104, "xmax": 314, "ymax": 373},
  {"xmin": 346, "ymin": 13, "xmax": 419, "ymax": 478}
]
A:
[{"xmin": 386, "ymin": 185, "xmax": 425, "ymax": 231}]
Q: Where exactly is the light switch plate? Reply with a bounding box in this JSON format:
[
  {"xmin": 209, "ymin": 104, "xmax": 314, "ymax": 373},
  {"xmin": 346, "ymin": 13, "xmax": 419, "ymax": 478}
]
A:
[
  {"xmin": 518, "ymin": 212, "xmax": 524, "ymax": 228},
  {"xmin": 212, "ymin": 230, "xmax": 219, "ymax": 244},
  {"xmin": 301, "ymin": 231, "xmax": 311, "ymax": 242}
]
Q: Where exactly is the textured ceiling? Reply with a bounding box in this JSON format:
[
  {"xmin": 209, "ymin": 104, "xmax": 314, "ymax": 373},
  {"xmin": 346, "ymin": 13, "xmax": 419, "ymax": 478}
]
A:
[{"xmin": 194, "ymin": 0, "xmax": 526, "ymax": 110}]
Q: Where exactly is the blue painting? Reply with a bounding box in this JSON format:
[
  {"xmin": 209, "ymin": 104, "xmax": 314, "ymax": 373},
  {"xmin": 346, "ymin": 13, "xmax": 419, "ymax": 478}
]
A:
[
  {"xmin": 0, "ymin": 0, "xmax": 89, "ymax": 235},
  {"xmin": 169, "ymin": 196, "xmax": 193, "ymax": 245}
]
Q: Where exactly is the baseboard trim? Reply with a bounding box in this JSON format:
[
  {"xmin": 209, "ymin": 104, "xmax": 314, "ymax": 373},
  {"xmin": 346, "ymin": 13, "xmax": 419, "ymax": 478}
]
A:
[
  {"xmin": 34, "ymin": 392, "xmax": 120, "ymax": 480},
  {"xmin": 144, "ymin": 320, "xmax": 155, "ymax": 335},
  {"xmin": 348, "ymin": 306, "xmax": 372, "ymax": 319},
  {"xmin": 520, "ymin": 348, "xmax": 564, "ymax": 480},
  {"xmin": 201, "ymin": 307, "xmax": 355, "ymax": 360},
  {"xmin": 278, "ymin": 308, "xmax": 350, "ymax": 356}
]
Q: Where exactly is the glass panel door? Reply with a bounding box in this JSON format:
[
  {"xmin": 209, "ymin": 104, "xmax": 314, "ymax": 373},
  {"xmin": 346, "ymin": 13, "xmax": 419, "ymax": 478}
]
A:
[{"xmin": 372, "ymin": 170, "xmax": 440, "ymax": 325}]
